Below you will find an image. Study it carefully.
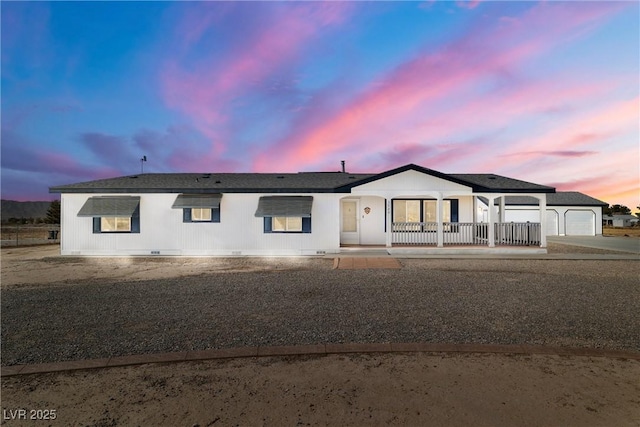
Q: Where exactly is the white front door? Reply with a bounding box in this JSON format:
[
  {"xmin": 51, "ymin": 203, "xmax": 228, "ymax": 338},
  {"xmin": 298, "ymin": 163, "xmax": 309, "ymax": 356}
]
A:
[{"xmin": 341, "ymin": 200, "xmax": 360, "ymax": 245}]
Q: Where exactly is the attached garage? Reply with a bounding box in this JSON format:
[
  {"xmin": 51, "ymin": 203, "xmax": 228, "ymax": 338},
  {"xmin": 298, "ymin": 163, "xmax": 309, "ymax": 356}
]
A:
[
  {"xmin": 565, "ymin": 210, "xmax": 595, "ymax": 236},
  {"xmin": 500, "ymin": 192, "xmax": 606, "ymax": 236}
]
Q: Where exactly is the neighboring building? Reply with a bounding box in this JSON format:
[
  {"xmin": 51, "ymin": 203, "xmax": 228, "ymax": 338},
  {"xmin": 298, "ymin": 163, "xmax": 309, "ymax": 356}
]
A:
[
  {"xmin": 49, "ymin": 164, "xmax": 605, "ymax": 256},
  {"xmin": 603, "ymin": 214, "xmax": 639, "ymax": 228}
]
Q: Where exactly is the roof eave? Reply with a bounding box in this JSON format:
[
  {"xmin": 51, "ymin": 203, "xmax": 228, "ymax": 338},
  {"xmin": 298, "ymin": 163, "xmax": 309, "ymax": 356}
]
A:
[
  {"xmin": 50, "ymin": 187, "xmax": 344, "ymax": 194},
  {"xmin": 335, "ymin": 163, "xmax": 476, "ymax": 191}
]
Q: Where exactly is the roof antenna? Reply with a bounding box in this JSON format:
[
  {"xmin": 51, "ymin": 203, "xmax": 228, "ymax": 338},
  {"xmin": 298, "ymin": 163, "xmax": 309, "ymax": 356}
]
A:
[
  {"xmin": 341, "ymin": 160, "xmax": 346, "ymax": 173},
  {"xmin": 140, "ymin": 155, "xmax": 147, "ymax": 174}
]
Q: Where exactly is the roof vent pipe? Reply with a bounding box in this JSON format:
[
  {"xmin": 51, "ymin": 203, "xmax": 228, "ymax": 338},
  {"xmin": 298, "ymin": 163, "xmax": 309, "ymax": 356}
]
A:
[{"xmin": 341, "ymin": 160, "xmax": 346, "ymax": 173}]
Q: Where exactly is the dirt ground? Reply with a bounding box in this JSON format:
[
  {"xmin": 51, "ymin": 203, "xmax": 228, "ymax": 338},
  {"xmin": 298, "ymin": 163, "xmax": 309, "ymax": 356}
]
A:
[
  {"xmin": 2, "ymin": 245, "xmax": 639, "ymax": 426},
  {"xmin": 0, "ymin": 241, "xmax": 629, "ymax": 289},
  {"xmin": 603, "ymin": 226, "xmax": 640, "ymax": 238},
  {"xmin": 1, "ymin": 245, "xmax": 329, "ymax": 288},
  {"xmin": 2, "ymin": 353, "xmax": 639, "ymax": 427}
]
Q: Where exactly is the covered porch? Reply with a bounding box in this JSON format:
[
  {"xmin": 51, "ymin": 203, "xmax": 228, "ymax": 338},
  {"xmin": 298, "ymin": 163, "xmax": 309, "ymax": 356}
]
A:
[
  {"xmin": 340, "ymin": 193, "xmax": 548, "ymax": 250},
  {"xmin": 339, "ymin": 164, "xmax": 551, "ymax": 251}
]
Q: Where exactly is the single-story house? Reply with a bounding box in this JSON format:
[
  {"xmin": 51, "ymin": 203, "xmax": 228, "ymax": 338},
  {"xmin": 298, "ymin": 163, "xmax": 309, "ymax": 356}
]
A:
[
  {"xmin": 49, "ymin": 163, "xmax": 606, "ymax": 256},
  {"xmin": 603, "ymin": 214, "xmax": 639, "ymax": 228}
]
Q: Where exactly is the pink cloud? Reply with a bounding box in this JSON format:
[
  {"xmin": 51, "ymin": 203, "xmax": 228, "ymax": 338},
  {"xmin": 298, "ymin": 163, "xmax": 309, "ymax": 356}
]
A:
[
  {"xmin": 456, "ymin": 1, "xmax": 482, "ymax": 10},
  {"xmin": 161, "ymin": 2, "xmax": 353, "ymax": 159},
  {"xmin": 549, "ymin": 175, "xmax": 611, "ymax": 193},
  {"xmin": 501, "ymin": 149, "xmax": 598, "ymax": 160},
  {"xmin": 486, "ymin": 97, "xmax": 638, "ymax": 173},
  {"xmin": 252, "ymin": 2, "xmax": 626, "ymax": 172},
  {"xmin": 552, "ymin": 176, "xmax": 639, "ymax": 209}
]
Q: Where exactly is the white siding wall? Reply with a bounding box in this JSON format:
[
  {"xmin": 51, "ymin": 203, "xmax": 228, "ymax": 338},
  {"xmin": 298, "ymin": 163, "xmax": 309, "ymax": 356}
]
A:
[
  {"xmin": 60, "ymin": 193, "xmax": 342, "ymax": 256},
  {"xmin": 457, "ymin": 196, "xmax": 474, "ymax": 223},
  {"xmin": 352, "ymin": 169, "xmax": 472, "ymax": 194}
]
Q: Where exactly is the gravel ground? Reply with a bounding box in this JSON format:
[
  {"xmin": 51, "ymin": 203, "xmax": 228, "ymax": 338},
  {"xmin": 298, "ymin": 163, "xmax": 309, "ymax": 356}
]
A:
[{"xmin": 2, "ymin": 257, "xmax": 638, "ymax": 366}]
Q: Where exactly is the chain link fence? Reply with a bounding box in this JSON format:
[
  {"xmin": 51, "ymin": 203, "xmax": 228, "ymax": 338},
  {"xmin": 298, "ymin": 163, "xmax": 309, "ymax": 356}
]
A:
[{"xmin": 1, "ymin": 225, "xmax": 61, "ymax": 247}]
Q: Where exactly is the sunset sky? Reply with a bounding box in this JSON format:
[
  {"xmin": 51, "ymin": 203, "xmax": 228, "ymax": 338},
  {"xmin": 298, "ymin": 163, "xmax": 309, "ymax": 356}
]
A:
[{"xmin": 2, "ymin": 1, "xmax": 638, "ymax": 210}]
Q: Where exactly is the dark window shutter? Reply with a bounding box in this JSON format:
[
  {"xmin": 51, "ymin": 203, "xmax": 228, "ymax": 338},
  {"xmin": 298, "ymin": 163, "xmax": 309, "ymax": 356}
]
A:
[
  {"xmin": 264, "ymin": 217, "xmax": 272, "ymax": 233},
  {"xmin": 131, "ymin": 206, "xmax": 140, "ymax": 233},
  {"xmin": 384, "ymin": 199, "xmax": 387, "ymax": 232},
  {"xmin": 93, "ymin": 217, "xmax": 101, "ymax": 233},
  {"xmin": 302, "ymin": 217, "xmax": 311, "ymax": 233},
  {"xmin": 131, "ymin": 216, "xmax": 140, "ymax": 233},
  {"xmin": 183, "ymin": 208, "xmax": 192, "ymax": 223},
  {"xmin": 212, "ymin": 207, "xmax": 220, "ymax": 223},
  {"xmin": 450, "ymin": 199, "xmax": 459, "ymax": 223}
]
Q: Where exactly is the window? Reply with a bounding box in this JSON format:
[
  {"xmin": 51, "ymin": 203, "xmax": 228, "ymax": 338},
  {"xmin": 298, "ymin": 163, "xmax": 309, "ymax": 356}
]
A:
[
  {"xmin": 424, "ymin": 200, "xmax": 450, "ymax": 231},
  {"xmin": 182, "ymin": 207, "xmax": 220, "ymax": 223},
  {"xmin": 392, "ymin": 199, "xmax": 457, "ymax": 231},
  {"xmin": 264, "ymin": 216, "xmax": 311, "ymax": 233},
  {"xmin": 93, "ymin": 215, "xmax": 140, "ymax": 233},
  {"xmin": 273, "ymin": 216, "xmax": 302, "ymax": 232},
  {"xmin": 80, "ymin": 196, "xmax": 140, "ymax": 234},
  {"xmin": 393, "ymin": 200, "xmax": 421, "ymax": 231},
  {"xmin": 191, "ymin": 208, "xmax": 212, "ymax": 222},
  {"xmin": 101, "ymin": 217, "xmax": 131, "ymax": 232},
  {"xmin": 256, "ymin": 196, "xmax": 312, "ymax": 233},
  {"xmin": 393, "ymin": 200, "xmax": 421, "ymax": 223}
]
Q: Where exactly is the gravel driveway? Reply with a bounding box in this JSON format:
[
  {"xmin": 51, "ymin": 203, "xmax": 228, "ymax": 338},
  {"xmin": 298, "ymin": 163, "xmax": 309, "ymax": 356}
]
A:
[{"xmin": 2, "ymin": 257, "xmax": 638, "ymax": 366}]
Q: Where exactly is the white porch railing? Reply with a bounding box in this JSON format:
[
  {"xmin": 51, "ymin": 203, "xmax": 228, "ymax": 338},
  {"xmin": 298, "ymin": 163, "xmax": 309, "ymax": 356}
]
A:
[
  {"xmin": 495, "ymin": 222, "xmax": 541, "ymax": 246},
  {"xmin": 443, "ymin": 222, "xmax": 489, "ymax": 245},
  {"xmin": 391, "ymin": 222, "xmax": 541, "ymax": 246},
  {"xmin": 392, "ymin": 222, "xmax": 437, "ymax": 245}
]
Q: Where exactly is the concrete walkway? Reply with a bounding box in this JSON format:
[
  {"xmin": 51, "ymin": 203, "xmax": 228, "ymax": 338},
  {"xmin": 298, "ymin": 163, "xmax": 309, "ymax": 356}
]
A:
[
  {"xmin": 2, "ymin": 343, "xmax": 639, "ymax": 377},
  {"xmin": 333, "ymin": 257, "xmax": 402, "ymax": 269},
  {"xmin": 548, "ymin": 235, "xmax": 640, "ymax": 254},
  {"xmin": 328, "ymin": 251, "xmax": 638, "ymax": 260}
]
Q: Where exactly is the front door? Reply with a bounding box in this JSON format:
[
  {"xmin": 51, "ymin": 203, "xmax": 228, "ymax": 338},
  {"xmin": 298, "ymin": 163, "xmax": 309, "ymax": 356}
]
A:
[{"xmin": 341, "ymin": 200, "xmax": 360, "ymax": 245}]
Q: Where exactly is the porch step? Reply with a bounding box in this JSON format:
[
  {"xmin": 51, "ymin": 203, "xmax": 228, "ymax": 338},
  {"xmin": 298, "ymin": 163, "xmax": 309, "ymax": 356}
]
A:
[{"xmin": 339, "ymin": 247, "xmax": 389, "ymax": 256}]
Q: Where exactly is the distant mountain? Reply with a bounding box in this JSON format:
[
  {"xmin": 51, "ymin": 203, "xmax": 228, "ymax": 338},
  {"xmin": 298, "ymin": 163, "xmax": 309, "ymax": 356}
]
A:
[{"xmin": 1, "ymin": 200, "xmax": 52, "ymax": 221}]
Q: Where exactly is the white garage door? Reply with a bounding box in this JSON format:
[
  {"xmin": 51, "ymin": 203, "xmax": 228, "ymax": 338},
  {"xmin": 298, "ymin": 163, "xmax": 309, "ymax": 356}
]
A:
[
  {"xmin": 565, "ymin": 210, "xmax": 595, "ymax": 236},
  {"xmin": 546, "ymin": 210, "xmax": 559, "ymax": 236}
]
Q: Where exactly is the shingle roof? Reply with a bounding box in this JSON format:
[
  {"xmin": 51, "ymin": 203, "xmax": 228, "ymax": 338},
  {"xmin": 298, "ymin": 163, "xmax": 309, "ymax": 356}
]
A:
[
  {"xmin": 448, "ymin": 174, "xmax": 555, "ymax": 193},
  {"xmin": 499, "ymin": 192, "xmax": 607, "ymax": 206},
  {"xmin": 334, "ymin": 164, "xmax": 554, "ymax": 193},
  {"xmin": 49, "ymin": 164, "xmax": 555, "ymax": 194},
  {"xmin": 50, "ymin": 172, "xmax": 375, "ymax": 194}
]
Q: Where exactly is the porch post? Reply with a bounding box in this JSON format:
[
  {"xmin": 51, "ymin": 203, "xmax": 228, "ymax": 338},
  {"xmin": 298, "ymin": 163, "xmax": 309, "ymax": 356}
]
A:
[
  {"xmin": 473, "ymin": 196, "xmax": 477, "ymax": 226},
  {"xmin": 385, "ymin": 198, "xmax": 392, "ymax": 248},
  {"xmin": 436, "ymin": 194, "xmax": 444, "ymax": 247},
  {"xmin": 488, "ymin": 196, "xmax": 496, "ymax": 247},
  {"xmin": 539, "ymin": 194, "xmax": 547, "ymax": 248},
  {"xmin": 499, "ymin": 197, "xmax": 506, "ymax": 222}
]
